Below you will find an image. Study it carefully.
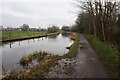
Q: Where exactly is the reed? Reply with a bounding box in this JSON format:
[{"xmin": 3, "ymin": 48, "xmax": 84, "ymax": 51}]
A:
[
  {"xmin": 2, "ymin": 51, "xmax": 62, "ymax": 79},
  {"xmin": 19, "ymin": 51, "xmax": 49, "ymax": 67}
]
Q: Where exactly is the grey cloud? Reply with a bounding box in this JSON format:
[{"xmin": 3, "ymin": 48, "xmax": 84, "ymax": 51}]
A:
[{"xmin": 2, "ymin": 1, "xmax": 77, "ymax": 28}]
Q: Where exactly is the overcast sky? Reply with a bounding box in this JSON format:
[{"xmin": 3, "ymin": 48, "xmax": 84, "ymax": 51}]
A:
[{"xmin": 0, "ymin": 0, "xmax": 78, "ymax": 28}]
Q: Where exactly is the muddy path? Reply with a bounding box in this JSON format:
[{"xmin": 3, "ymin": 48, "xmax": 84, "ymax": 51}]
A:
[{"xmin": 44, "ymin": 34, "xmax": 108, "ymax": 78}]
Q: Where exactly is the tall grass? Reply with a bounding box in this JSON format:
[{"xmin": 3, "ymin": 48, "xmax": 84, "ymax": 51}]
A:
[
  {"xmin": 87, "ymin": 35, "xmax": 118, "ymax": 78},
  {"xmin": 2, "ymin": 51, "xmax": 62, "ymax": 79},
  {"xmin": 20, "ymin": 51, "xmax": 48, "ymax": 67}
]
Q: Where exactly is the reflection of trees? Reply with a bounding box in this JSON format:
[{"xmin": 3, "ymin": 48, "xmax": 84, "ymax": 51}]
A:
[
  {"xmin": 1, "ymin": 42, "xmax": 10, "ymax": 46},
  {"xmin": 2, "ymin": 42, "xmax": 14, "ymax": 47},
  {"xmin": 61, "ymin": 32, "xmax": 70, "ymax": 37},
  {"xmin": 48, "ymin": 34, "xmax": 58, "ymax": 39}
]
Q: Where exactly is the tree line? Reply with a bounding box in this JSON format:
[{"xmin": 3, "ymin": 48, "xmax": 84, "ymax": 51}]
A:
[{"xmin": 75, "ymin": 0, "xmax": 120, "ymax": 47}]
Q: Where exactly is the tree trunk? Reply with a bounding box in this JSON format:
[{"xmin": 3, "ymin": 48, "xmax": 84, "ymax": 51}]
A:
[{"xmin": 101, "ymin": 16, "xmax": 106, "ymax": 41}]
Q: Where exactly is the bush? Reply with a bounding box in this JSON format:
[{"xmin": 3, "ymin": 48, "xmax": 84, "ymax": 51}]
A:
[{"xmin": 47, "ymin": 26, "xmax": 59, "ymax": 33}]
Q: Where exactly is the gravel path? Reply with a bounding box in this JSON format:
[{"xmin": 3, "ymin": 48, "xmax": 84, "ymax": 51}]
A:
[{"xmin": 44, "ymin": 34, "xmax": 108, "ymax": 78}]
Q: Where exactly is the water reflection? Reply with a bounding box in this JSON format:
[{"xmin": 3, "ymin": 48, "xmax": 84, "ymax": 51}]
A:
[
  {"xmin": 61, "ymin": 32, "xmax": 70, "ymax": 38},
  {"xmin": 19, "ymin": 41, "xmax": 20, "ymax": 46},
  {"xmin": 38, "ymin": 38, "xmax": 39, "ymax": 41},
  {"xmin": 1, "ymin": 33, "xmax": 73, "ymax": 72},
  {"xmin": 48, "ymin": 34, "xmax": 58, "ymax": 39},
  {"xmin": 48, "ymin": 34, "xmax": 59, "ymax": 42},
  {"xmin": 2, "ymin": 33, "xmax": 70, "ymax": 48},
  {"xmin": 33, "ymin": 39, "xmax": 35, "ymax": 42},
  {"xmin": 2, "ymin": 42, "xmax": 9, "ymax": 46},
  {"xmin": 10, "ymin": 43, "xmax": 12, "ymax": 48}
]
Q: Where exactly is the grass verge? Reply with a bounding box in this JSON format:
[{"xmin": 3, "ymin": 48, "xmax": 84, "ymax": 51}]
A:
[
  {"xmin": 64, "ymin": 33, "xmax": 79, "ymax": 58},
  {"xmin": 1, "ymin": 30, "xmax": 59, "ymax": 41},
  {"xmin": 86, "ymin": 35, "xmax": 118, "ymax": 78},
  {"xmin": 1, "ymin": 31, "xmax": 47, "ymax": 40}
]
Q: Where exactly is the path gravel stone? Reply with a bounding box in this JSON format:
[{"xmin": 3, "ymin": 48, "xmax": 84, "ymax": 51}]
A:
[{"xmin": 44, "ymin": 34, "xmax": 108, "ymax": 78}]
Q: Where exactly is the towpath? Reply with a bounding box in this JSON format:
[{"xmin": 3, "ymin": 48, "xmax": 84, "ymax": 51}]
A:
[{"xmin": 44, "ymin": 34, "xmax": 108, "ymax": 78}]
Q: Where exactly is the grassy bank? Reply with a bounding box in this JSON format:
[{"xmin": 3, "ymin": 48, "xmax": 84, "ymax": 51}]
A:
[
  {"xmin": 64, "ymin": 33, "xmax": 79, "ymax": 58},
  {"xmin": 86, "ymin": 35, "xmax": 118, "ymax": 78},
  {"xmin": 1, "ymin": 31, "xmax": 60, "ymax": 42},
  {"xmin": 2, "ymin": 51, "xmax": 62, "ymax": 79},
  {"xmin": 1, "ymin": 31, "xmax": 47, "ymax": 40}
]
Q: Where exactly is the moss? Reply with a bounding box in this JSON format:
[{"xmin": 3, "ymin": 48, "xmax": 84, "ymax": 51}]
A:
[{"xmin": 86, "ymin": 35, "xmax": 118, "ymax": 78}]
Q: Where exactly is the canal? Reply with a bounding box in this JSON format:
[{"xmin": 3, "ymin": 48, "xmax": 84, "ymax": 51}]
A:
[{"xmin": 1, "ymin": 33, "xmax": 73, "ymax": 72}]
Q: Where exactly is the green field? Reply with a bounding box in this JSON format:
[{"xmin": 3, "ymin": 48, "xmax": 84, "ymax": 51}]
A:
[{"xmin": 1, "ymin": 30, "xmax": 47, "ymax": 40}]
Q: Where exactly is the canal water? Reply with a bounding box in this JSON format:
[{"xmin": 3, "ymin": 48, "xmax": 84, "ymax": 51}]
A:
[{"xmin": 1, "ymin": 33, "xmax": 73, "ymax": 72}]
